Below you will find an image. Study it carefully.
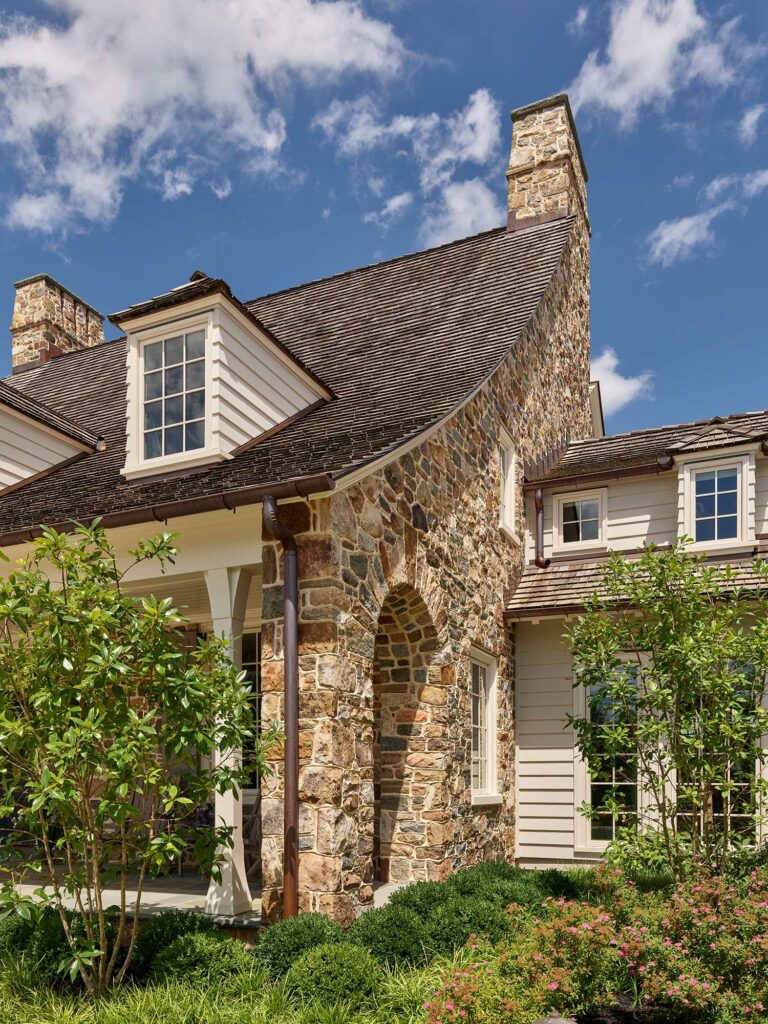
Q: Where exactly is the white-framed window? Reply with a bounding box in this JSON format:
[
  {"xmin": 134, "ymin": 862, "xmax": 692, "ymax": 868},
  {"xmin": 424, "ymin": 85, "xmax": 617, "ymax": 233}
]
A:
[
  {"xmin": 470, "ymin": 648, "xmax": 499, "ymax": 805},
  {"xmin": 554, "ymin": 488, "xmax": 607, "ymax": 552},
  {"xmin": 499, "ymin": 430, "xmax": 518, "ymax": 541},
  {"xmin": 574, "ymin": 660, "xmax": 641, "ymax": 852},
  {"xmin": 142, "ymin": 329, "xmax": 206, "ymax": 461},
  {"xmin": 681, "ymin": 454, "xmax": 753, "ymax": 550}
]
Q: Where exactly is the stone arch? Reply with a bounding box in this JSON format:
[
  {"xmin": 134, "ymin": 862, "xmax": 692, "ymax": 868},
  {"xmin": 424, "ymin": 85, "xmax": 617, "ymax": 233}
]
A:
[{"xmin": 371, "ymin": 582, "xmax": 448, "ymax": 886}]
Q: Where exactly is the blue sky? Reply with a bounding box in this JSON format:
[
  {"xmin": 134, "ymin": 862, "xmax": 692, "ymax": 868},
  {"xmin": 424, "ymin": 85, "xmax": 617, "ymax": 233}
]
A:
[{"xmin": 0, "ymin": 0, "xmax": 766, "ymax": 434}]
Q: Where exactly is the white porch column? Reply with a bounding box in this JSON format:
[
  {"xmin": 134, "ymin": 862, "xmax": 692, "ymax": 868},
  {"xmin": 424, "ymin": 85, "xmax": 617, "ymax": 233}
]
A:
[{"xmin": 204, "ymin": 566, "xmax": 253, "ymax": 916}]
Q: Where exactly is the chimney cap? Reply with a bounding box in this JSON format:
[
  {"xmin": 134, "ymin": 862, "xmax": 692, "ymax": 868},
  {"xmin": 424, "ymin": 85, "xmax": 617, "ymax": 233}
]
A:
[
  {"xmin": 12, "ymin": 273, "xmax": 105, "ymax": 320},
  {"xmin": 510, "ymin": 92, "xmax": 588, "ymax": 184},
  {"xmin": 189, "ymin": 269, "xmax": 208, "ymax": 282}
]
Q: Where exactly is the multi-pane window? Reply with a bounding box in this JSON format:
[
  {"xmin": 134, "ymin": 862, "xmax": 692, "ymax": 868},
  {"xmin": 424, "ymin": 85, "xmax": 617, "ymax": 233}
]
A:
[
  {"xmin": 471, "ymin": 656, "xmax": 496, "ymax": 796},
  {"xmin": 143, "ymin": 330, "xmax": 206, "ymax": 460},
  {"xmin": 694, "ymin": 466, "xmax": 739, "ymax": 543},
  {"xmin": 561, "ymin": 496, "xmax": 600, "ymax": 544},
  {"xmin": 499, "ymin": 436, "xmax": 516, "ymax": 535},
  {"xmin": 587, "ymin": 672, "xmax": 639, "ymax": 843}
]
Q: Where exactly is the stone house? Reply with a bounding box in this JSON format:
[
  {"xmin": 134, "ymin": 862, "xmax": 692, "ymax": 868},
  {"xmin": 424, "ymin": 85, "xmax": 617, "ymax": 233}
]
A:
[{"xmin": 0, "ymin": 92, "xmax": 598, "ymax": 924}]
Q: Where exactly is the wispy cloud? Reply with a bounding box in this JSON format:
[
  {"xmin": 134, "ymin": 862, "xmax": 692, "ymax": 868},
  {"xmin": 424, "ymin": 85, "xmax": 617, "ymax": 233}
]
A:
[
  {"xmin": 570, "ymin": 0, "xmax": 763, "ymax": 128},
  {"xmin": 314, "ymin": 88, "xmax": 505, "ymax": 244},
  {"xmin": 739, "ymin": 104, "xmax": 766, "ymax": 146},
  {"xmin": 591, "ymin": 347, "xmax": 653, "ymax": 415},
  {"xmin": 363, "ymin": 190, "xmax": 413, "ymax": 229},
  {"xmin": 646, "ymin": 202, "xmax": 732, "ymax": 266},
  {"xmin": 567, "ymin": 5, "xmax": 590, "ymax": 36},
  {"xmin": 0, "ymin": 0, "xmax": 406, "ymax": 234}
]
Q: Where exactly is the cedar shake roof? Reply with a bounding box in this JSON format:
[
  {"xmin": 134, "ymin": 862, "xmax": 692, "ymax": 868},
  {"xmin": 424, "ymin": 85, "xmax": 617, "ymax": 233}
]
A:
[
  {"xmin": 0, "ymin": 216, "xmax": 575, "ymax": 539},
  {"xmin": 0, "ymin": 380, "xmax": 100, "ymax": 450},
  {"xmin": 506, "ymin": 552, "xmax": 767, "ymax": 619},
  {"xmin": 530, "ymin": 409, "xmax": 768, "ymax": 483}
]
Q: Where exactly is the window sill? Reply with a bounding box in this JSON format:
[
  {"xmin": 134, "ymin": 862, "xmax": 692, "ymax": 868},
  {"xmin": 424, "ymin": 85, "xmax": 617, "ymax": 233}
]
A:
[
  {"xmin": 122, "ymin": 447, "xmax": 229, "ymax": 480},
  {"xmin": 471, "ymin": 792, "xmax": 503, "ymax": 808},
  {"xmin": 552, "ymin": 542, "xmax": 607, "ymax": 556},
  {"xmin": 686, "ymin": 539, "xmax": 754, "ymax": 555},
  {"xmin": 500, "ymin": 525, "xmax": 521, "ymax": 546}
]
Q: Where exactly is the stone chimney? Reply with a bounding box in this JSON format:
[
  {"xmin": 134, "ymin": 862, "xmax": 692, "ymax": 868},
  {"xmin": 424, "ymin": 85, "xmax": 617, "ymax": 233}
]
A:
[
  {"xmin": 11, "ymin": 274, "xmax": 104, "ymax": 372},
  {"xmin": 506, "ymin": 93, "xmax": 588, "ymax": 232}
]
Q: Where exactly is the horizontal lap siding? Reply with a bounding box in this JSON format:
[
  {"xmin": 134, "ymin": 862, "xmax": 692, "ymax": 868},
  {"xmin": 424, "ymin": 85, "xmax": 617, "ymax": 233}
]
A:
[
  {"xmin": 516, "ymin": 619, "xmax": 577, "ymax": 861},
  {"xmin": 756, "ymin": 461, "xmax": 768, "ymax": 536},
  {"xmin": 0, "ymin": 408, "xmax": 81, "ymax": 489}
]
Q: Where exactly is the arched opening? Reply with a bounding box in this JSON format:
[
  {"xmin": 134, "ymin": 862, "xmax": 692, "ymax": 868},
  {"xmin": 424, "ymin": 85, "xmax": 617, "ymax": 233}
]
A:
[{"xmin": 372, "ymin": 584, "xmax": 443, "ymax": 886}]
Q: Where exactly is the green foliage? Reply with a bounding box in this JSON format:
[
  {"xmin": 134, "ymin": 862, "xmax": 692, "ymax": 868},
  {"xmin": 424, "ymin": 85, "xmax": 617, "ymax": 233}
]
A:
[
  {"xmin": 0, "ymin": 910, "xmax": 32, "ymax": 956},
  {"xmin": 388, "ymin": 880, "xmax": 453, "ymax": 919},
  {"xmin": 444, "ymin": 863, "xmax": 545, "ymax": 909},
  {"xmin": 130, "ymin": 910, "xmax": 218, "ymax": 979},
  {"xmin": 254, "ymin": 912, "xmax": 344, "ymax": 979},
  {"xmin": 425, "ymin": 894, "xmax": 510, "ymax": 953},
  {"xmin": 285, "ymin": 941, "xmax": 384, "ymax": 1009},
  {"xmin": 0, "ymin": 523, "xmax": 279, "ymax": 991},
  {"xmin": 347, "ymin": 904, "xmax": 429, "ymax": 967},
  {"xmin": 567, "ymin": 540, "xmax": 768, "ymax": 879},
  {"xmin": 148, "ymin": 931, "xmax": 255, "ymax": 985}
]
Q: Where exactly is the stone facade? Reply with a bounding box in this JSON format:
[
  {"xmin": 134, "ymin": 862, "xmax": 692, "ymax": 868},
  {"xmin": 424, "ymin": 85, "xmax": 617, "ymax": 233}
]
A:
[
  {"xmin": 11, "ymin": 274, "xmax": 104, "ymax": 370},
  {"xmin": 506, "ymin": 94, "xmax": 588, "ymax": 230},
  {"xmin": 259, "ymin": 93, "xmax": 593, "ymax": 921}
]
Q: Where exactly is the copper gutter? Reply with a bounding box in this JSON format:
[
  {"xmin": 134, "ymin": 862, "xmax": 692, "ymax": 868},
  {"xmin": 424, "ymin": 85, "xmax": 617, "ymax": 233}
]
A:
[
  {"xmin": 261, "ymin": 496, "xmax": 299, "ymax": 919},
  {"xmin": 523, "ymin": 459, "xmax": 672, "ymax": 492},
  {"xmin": 0, "ymin": 473, "xmax": 335, "ymax": 548},
  {"xmin": 534, "ymin": 487, "xmax": 550, "ymax": 569}
]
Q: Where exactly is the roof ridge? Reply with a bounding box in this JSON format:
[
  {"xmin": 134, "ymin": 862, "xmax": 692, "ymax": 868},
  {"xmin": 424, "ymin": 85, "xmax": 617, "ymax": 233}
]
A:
[
  {"xmin": 568, "ymin": 407, "xmax": 768, "ymax": 447},
  {"xmin": 245, "ymin": 217, "xmax": 573, "ymax": 306}
]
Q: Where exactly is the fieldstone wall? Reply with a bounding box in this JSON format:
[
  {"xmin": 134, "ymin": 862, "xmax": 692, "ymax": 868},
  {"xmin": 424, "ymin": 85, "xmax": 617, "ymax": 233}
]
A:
[
  {"xmin": 11, "ymin": 274, "xmax": 104, "ymax": 370},
  {"xmin": 259, "ymin": 203, "xmax": 593, "ymax": 923}
]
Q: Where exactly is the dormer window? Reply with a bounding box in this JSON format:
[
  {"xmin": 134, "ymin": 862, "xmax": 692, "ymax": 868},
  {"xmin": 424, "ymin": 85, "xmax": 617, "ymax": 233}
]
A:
[
  {"xmin": 143, "ymin": 330, "xmax": 206, "ymax": 460},
  {"xmin": 681, "ymin": 454, "xmax": 753, "ymax": 549}
]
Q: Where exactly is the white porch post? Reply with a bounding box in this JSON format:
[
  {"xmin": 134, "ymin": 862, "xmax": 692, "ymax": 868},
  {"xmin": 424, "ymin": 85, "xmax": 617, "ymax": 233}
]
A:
[{"xmin": 204, "ymin": 566, "xmax": 253, "ymax": 916}]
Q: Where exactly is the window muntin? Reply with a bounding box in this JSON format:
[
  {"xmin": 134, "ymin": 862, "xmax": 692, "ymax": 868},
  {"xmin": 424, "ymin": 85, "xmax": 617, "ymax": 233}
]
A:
[
  {"xmin": 694, "ymin": 466, "xmax": 739, "ymax": 543},
  {"xmin": 142, "ymin": 330, "xmax": 206, "ymax": 461},
  {"xmin": 562, "ymin": 496, "xmax": 600, "ymax": 544},
  {"xmin": 468, "ymin": 655, "xmax": 499, "ymax": 798},
  {"xmin": 586, "ymin": 667, "xmax": 639, "ymax": 843}
]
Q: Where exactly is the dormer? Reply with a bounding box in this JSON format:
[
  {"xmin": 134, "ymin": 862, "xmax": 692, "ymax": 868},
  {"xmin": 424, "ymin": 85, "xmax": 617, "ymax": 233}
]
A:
[{"xmin": 111, "ymin": 273, "xmax": 332, "ymax": 480}]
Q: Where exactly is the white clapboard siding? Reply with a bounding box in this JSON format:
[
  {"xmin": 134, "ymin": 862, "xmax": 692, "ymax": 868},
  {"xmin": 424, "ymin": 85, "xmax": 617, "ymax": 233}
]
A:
[
  {"xmin": 212, "ymin": 305, "xmax": 324, "ymax": 453},
  {"xmin": 533, "ymin": 473, "xmax": 679, "ymax": 560},
  {"xmin": 756, "ymin": 459, "xmax": 768, "ymax": 537},
  {"xmin": 0, "ymin": 406, "xmax": 82, "ymax": 490},
  {"xmin": 515, "ymin": 618, "xmax": 579, "ymax": 863}
]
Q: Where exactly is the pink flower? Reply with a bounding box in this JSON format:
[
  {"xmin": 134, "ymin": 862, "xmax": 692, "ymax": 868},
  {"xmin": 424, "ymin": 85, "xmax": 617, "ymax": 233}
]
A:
[{"xmin": 547, "ymin": 982, "xmax": 559, "ymax": 991}]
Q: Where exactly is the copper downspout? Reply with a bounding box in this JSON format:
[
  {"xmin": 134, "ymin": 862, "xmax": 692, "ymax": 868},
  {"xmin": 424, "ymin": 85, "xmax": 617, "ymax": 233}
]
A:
[
  {"xmin": 534, "ymin": 487, "xmax": 550, "ymax": 569},
  {"xmin": 262, "ymin": 496, "xmax": 299, "ymax": 919}
]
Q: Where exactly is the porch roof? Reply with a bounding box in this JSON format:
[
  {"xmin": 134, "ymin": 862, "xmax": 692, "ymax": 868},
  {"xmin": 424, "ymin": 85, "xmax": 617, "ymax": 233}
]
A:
[{"xmin": 0, "ymin": 216, "xmax": 574, "ymax": 541}]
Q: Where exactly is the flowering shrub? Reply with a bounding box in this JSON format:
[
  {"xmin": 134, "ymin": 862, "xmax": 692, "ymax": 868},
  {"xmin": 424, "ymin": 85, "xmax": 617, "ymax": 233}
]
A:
[{"xmin": 425, "ymin": 867, "xmax": 768, "ymax": 1024}]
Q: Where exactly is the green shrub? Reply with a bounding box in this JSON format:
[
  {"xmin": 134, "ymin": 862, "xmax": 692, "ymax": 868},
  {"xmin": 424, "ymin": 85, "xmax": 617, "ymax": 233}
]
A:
[
  {"xmin": 130, "ymin": 909, "xmax": 218, "ymax": 979},
  {"xmin": 148, "ymin": 931, "xmax": 254, "ymax": 985},
  {"xmin": 254, "ymin": 912, "xmax": 343, "ymax": 979},
  {"xmin": 0, "ymin": 912, "xmax": 33, "ymax": 956},
  {"xmin": 536, "ymin": 867, "xmax": 584, "ymax": 900},
  {"xmin": 388, "ymin": 881, "xmax": 453, "ymax": 920},
  {"xmin": 445, "ymin": 865, "xmax": 544, "ymax": 908},
  {"xmin": 285, "ymin": 942, "xmax": 383, "ymax": 1009},
  {"xmin": 426, "ymin": 896, "xmax": 509, "ymax": 954},
  {"xmin": 347, "ymin": 904, "xmax": 429, "ymax": 967}
]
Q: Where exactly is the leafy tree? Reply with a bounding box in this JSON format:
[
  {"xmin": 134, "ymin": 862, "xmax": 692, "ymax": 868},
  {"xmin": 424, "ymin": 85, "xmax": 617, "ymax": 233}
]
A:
[
  {"xmin": 567, "ymin": 540, "xmax": 768, "ymax": 879},
  {"xmin": 0, "ymin": 523, "xmax": 278, "ymax": 993}
]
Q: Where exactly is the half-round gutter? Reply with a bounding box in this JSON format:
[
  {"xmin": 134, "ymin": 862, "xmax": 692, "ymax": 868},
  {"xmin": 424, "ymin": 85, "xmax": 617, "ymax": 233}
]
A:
[
  {"xmin": 534, "ymin": 487, "xmax": 550, "ymax": 569},
  {"xmin": 261, "ymin": 495, "xmax": 300, "ymax": 920}
]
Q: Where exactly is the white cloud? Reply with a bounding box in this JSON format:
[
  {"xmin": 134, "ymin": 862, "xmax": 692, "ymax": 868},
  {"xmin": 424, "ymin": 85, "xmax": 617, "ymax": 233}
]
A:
[
  {"xmin": 739, "ymin": 104, "xmax": 766, "ymax": 145},
  {"xmin": 646, "ymin": 202, "xmax": 732, "ymax": 266},
  {"xmin": 209, "ymin": 178, "xmax": 232, "ymax": 201},
  {"xmin": 591, "ymin": 347, "xmax": 653, "ymax": 415},
  {"xmin": 363, "ymin": 190, "xmax": 413, "ymax": 229},
  {"xmin": 570, "ymin": 0, "xmax": 761, "ymax": 128},
  {"xmin": 743, "ymin": 169, "xmax": 768, "ymax": 198},
  {"xmin": 568, "ymin": 5, "xmax": 590, "ymax": 36},
  {"xmin": 419, "ymin": 179, "xmax": 504, "ymax": 248},
  {"xmin": 0, "ymin": 0, "xmax": 405, "ymax": 233},
  {"xmin": 701, "ymin": 168, "xmax": 768, "ymax": 201},
  {"xmin": 669, "ymin": 172, "xmax": 694, "ymax": 189},
  {"xmin": 315, "ymin": 88, "xmax": 504, "ymax": 244}
]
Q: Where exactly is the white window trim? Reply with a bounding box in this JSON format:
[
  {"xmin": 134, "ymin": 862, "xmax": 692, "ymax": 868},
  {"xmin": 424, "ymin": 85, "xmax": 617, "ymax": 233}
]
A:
[
  {"xmin": 469, "ymin": 646, "xmax": 500, "ymax": 807},
  {"xmin": 123, "ymin": 311, "xmax": 227, "ymax": 479},
  {"xmin": 498, "ymin": 429, "xmax": 520, "ymax": 545},
  {"xmin": 680, "ymin": 452, "xmax": 754, "ymax": 553},
  {"xmin": 553, "ymin": 487, "xmax": 608, "ymax": 554}
]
